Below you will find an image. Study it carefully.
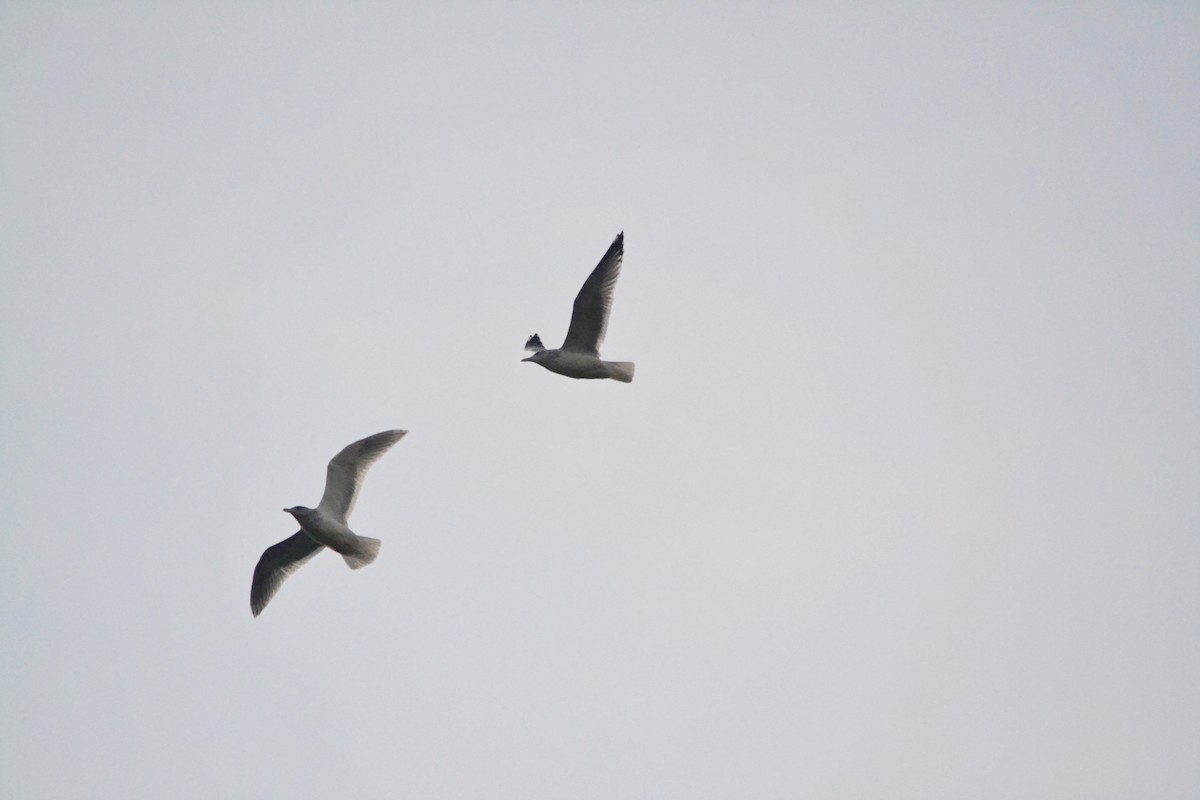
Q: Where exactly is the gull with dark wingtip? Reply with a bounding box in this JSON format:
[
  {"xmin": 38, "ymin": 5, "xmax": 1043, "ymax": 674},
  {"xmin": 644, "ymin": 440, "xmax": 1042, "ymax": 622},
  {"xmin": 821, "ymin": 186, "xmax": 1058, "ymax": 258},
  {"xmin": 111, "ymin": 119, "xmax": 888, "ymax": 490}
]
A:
[
  {"xmin": 523, "ymin": 232, "xmax": 635, "ymax": 383},
  {"xmin": 250, "ymin": 429, "xmax": 406, "ymax": 617}
]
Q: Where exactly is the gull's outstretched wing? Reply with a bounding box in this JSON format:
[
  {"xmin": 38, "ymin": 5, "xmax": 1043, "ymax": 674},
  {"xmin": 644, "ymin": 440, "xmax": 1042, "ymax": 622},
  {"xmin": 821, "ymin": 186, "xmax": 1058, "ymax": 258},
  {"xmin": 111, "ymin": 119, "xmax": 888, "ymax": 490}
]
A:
[
  {"xmin": 317, "ymin": 429, "xmax": 407, "ymax": 523},
  {"xmin": 524, "ymin": 333, "xmax": 545, "ymax": 352},
  {"xmin": 562, "ymin": 232, "xmax": 623, "ymax": 356},
  {"xmin": 251, "ymin": 531, "xmax": 324, "ymax": 617}
]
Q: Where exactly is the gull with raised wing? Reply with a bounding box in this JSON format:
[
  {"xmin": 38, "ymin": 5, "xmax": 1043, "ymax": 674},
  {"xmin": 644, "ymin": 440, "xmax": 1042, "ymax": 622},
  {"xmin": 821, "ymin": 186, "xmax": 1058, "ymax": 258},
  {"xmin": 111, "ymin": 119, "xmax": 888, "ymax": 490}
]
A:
[
  {"xmin": 250, "ymin": 429, "xmax": 406, "ymax": 617},
  {"xmin": 523, "ymin": 231, "xmax": 635, "ymax": 383}
]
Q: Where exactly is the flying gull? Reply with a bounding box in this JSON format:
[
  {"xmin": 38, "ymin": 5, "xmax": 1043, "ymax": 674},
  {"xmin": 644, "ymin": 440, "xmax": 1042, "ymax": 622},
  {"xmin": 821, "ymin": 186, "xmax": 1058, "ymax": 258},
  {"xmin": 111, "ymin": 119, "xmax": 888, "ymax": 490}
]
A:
[
  {"xmin": 523, "ymin": 231, "xmax": 635, "ymax": 383},
  {"xmin": 250, "ymin": 429, "xmax": 406, "ymax": 617}
]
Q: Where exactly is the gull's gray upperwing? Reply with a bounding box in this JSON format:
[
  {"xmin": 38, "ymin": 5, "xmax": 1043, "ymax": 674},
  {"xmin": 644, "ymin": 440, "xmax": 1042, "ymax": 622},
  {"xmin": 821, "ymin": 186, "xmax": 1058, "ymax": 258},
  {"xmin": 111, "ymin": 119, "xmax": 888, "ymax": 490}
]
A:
[
  {"xmin": 561, "ymin": 232, "xmax": 623, "ymax": 356},
  {"xmin": 251, "ymin": 531, "xmax": 324, "ymax": 617},
  {"xmin": 317, "ymin": 430, "xmax": 407, "ymax": 523}
]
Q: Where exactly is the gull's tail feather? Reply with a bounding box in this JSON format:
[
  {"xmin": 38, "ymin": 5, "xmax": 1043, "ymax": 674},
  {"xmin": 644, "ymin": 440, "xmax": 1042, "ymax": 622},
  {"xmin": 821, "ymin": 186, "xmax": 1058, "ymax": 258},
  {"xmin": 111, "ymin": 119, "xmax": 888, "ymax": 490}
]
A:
[
  {"xmin": 342, "ymin": 536, "xmax": 381, "ymax": 569},
  {"xmin": 607, "ymin": 361, "xmax": 635, "ymax": 383}
]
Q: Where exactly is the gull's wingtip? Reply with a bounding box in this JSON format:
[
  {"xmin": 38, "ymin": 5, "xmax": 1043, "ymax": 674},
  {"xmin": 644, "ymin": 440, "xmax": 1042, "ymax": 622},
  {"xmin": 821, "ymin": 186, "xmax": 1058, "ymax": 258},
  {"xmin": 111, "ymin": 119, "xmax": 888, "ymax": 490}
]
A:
[
  {"xmin": 371, "ymin": 429, "xmax": 407, "ymax": 445},
  {"xmin": 525, "ymin": 333, "xmax": 545, "ymax": 352}
]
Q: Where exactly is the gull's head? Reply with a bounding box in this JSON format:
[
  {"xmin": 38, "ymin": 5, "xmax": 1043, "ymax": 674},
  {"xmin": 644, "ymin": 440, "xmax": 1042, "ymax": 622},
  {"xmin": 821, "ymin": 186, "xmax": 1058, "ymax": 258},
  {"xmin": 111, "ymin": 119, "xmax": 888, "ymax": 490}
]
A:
[
  {"xmin": 523, "ymin": 350, "xmax": 549, "ymax": 365},
  {"xmin": 283, "ymin": 505, "xmax": 313, "ymax": 519}
]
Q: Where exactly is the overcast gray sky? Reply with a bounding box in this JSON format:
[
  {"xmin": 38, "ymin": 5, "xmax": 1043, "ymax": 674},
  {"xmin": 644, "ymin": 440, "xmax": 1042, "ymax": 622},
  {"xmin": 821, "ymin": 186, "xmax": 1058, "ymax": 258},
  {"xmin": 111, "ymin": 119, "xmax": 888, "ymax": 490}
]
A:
[{"xmin": 2, "ymin": 3, "xmax": 1198, "ymax": 798}]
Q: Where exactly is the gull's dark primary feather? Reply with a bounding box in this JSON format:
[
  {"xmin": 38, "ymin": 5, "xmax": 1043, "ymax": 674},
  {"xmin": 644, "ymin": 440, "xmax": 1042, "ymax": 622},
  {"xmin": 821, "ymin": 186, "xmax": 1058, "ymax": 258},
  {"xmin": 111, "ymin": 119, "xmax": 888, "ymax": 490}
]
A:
[
  {"xmin": 561, "ymin": 232, "xmax": 623, "ymax": 356},
  {"xmin": 250, "ymin": 531, "xmax": 324, "ymax": 617},
  {"xmin": 525, "ymin": 333, "xmax": 545, "ymax": 352}
]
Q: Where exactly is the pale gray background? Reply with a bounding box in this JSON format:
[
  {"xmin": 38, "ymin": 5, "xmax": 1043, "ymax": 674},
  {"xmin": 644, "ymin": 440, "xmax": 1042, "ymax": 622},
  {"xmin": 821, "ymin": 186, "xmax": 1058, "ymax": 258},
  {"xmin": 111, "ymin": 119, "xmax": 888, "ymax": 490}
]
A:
[{"xmin": 2, "ymin": 3, "xmax": 1197, "ymax": 798}]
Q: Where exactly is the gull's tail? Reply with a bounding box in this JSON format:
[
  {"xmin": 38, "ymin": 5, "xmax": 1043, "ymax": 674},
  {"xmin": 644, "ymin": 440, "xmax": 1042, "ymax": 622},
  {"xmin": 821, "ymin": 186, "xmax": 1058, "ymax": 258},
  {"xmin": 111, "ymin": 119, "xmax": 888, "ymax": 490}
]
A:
[
  {"xmin": 341, "ymin": 536, "xmax": 381, "ymax": 569},
  {"xmin": 606, "ymin": 361, "xmax": 635, "ymax": 383}
]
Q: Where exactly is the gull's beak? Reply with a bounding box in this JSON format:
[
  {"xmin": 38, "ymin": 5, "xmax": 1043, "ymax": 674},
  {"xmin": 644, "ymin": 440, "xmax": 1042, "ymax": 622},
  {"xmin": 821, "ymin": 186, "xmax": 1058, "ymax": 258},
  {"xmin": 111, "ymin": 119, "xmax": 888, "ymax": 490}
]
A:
[
  {"xmin": 281, "ymin": 508, "xmax": 289, "ymax": 513},
  {"xmin": 521, "ymin": 355, "xmax": 534, "ymax": 362}
]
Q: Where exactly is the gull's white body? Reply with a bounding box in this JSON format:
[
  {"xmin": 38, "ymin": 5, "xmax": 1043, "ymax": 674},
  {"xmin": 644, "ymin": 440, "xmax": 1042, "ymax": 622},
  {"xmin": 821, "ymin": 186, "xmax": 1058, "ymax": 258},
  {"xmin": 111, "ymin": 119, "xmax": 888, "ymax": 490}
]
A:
[
  {"xmin": 250, "ymin": 429, "xmax": 406, "ymax": 617},
  {"xmin": 525, "ymin": 349, "xmax": 634, "ymax": 382},
  {"xmin": 287, "ymin": 506, "xmax": 379, "ymax": 568},
  {"xmin": 523, "ymin": 232, "xmax": 635, "ymax": 383}
]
